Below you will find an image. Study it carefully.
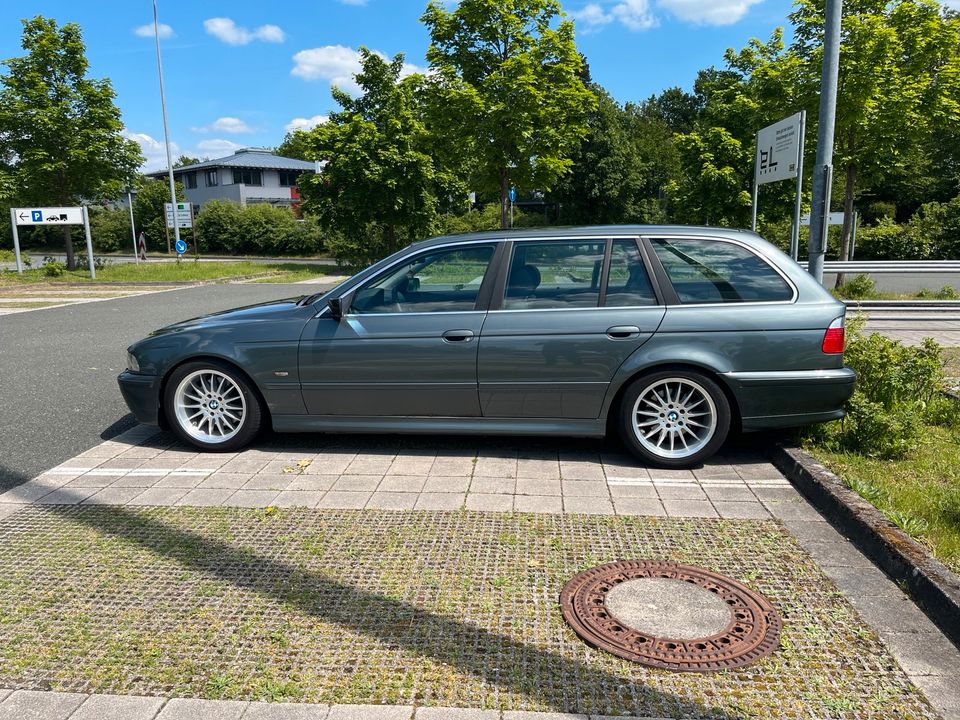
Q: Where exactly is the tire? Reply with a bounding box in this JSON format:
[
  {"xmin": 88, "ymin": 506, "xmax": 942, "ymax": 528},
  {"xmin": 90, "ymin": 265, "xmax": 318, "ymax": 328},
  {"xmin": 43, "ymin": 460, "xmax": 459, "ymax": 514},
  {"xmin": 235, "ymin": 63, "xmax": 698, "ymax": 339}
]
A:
[
  {"xmin": 164, "ymin": 360, "xmax": 263, "ymax": 452},
  {"xmin": 619, "ymin": 369, "xmax": 731, "ymax": 468}
]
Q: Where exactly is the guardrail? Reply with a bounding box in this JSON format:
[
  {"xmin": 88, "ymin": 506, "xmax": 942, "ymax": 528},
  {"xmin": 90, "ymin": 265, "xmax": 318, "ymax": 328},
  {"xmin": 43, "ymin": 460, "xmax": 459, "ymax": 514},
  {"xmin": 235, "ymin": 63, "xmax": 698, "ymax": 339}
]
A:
[{"xmin": 799, "ymin": 260, "xmax": 960, "ymax": 273}]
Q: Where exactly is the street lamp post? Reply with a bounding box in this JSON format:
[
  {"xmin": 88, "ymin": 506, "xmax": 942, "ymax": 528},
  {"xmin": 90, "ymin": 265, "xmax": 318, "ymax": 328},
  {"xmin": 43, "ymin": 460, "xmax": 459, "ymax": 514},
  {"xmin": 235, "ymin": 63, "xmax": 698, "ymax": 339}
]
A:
[
  {"xmin": 807, "ymin": 0, "xmax": 842, "ymax": 284},
  {"xmin": 152, "ymin": 0, "xmax": 180, "ymax": 254}
]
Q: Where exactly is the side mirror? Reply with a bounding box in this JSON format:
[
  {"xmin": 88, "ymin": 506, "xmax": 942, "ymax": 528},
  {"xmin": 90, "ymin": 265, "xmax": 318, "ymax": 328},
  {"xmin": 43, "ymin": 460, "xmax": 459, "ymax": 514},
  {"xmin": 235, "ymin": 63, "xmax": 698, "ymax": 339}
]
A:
[{"xmin": 327, "ymin": 297, "xmax": 342, "ymax": 319}]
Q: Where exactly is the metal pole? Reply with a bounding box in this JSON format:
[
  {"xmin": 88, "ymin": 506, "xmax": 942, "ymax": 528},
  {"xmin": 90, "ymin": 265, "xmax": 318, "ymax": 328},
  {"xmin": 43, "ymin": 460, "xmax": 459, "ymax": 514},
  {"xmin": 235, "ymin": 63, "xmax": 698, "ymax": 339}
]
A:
[
  {"xmin": 153, "ymin": 0, "xmax": 181, "ymax": 249},
  {"xmin": 82, "ymin": 206, "xmax": 96, "ymax": 280},
  {"xmin": 791, "ymin": 110, "xmax": 807, "ymax": 260},
  {"xmin": 127, "ymin": 191, "xmax": 139, "ymax": 264},
  {"xmin": 807, "ymin": 0, "xmax": 842, "ymax": 284},
  {"xmin": 751, "ymin": 132, "xmax": 760, "ymax": 232},
  {"xmin": 850, "ymin": 211, "xmax": 859, "ymax": 260},
  {"xmin": 9, "ymin": 208, "xmax": 23, "ymax": 274},
  {"xmin": 820, "ymin": 165, "xmax": 834, "ymax": 266}
]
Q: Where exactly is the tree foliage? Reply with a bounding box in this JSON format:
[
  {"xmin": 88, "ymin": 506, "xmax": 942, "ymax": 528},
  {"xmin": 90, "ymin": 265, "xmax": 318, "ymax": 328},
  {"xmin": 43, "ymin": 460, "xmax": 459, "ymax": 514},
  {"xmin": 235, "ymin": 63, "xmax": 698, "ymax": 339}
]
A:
[
  {"xmin": 422, "ymin": 0, "xmax": 595, "ymax": 227},
  {"xmin": 133, "ymin": 179, "xmax": 184, "ymax": 253},
  {"xmin": 0, "ymin": 16, "xmax": 142, "ymax": 267}
]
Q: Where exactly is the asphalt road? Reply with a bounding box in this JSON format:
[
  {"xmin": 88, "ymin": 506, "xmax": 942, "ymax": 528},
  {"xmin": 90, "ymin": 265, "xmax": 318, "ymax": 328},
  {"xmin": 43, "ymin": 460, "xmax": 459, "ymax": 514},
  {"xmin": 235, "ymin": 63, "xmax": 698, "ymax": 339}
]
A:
[{"xmin": 0, "ymin": 283, "xmax": 329, "ymax": 492}]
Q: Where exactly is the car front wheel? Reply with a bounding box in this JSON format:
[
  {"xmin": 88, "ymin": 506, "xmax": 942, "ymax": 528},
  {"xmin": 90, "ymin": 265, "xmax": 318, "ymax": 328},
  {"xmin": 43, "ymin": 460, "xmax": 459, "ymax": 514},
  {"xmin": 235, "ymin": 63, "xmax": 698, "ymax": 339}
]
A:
[
  {"xmin": 164, "ymin": 360, "xmax": 262, "ymax": 452},
  {"xmin": 620, "ymin": 370, "xmax": 730, "ymax": 468}
]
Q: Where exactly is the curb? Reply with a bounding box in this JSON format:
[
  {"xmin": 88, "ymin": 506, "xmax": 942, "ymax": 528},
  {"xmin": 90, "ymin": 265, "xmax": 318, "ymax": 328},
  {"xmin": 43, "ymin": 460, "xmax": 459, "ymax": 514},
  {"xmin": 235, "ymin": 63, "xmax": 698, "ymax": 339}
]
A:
[{"xmin": 768, "ymin": 443, "xmax": 960, "ymax": 648}]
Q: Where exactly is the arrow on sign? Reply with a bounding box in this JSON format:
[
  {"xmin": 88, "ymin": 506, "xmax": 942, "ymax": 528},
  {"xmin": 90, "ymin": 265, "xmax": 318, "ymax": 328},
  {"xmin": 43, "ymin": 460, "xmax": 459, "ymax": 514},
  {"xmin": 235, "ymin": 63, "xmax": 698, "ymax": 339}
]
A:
[{"xmin": 18, "ymin": 212, "xmax": 28, "ymax": 221}]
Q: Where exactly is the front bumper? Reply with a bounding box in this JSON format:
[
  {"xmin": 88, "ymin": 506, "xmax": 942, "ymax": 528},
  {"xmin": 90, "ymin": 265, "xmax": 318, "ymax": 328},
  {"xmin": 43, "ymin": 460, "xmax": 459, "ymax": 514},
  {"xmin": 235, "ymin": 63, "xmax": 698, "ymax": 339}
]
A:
[
  {"xmin": 117, "ymin": 371, "xmax": 162, "ymax": 425},
  {"xmin": 722, "ymin": 367, "xmax": 857, "ymax": 431}
]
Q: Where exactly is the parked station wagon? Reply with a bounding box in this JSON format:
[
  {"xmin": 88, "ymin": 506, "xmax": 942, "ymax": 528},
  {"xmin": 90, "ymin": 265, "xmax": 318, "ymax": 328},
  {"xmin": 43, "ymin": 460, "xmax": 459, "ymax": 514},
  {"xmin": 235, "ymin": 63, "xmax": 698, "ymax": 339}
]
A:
[{"xmin": 119, "ymin": 226, "xmax": 856, "ymax": 467}]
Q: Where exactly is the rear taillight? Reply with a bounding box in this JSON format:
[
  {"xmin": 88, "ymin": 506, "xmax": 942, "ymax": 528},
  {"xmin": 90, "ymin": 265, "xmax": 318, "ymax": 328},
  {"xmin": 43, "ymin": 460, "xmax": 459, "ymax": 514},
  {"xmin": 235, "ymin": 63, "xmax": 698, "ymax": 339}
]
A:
[{"xmin": 822, "ymin": 317, "xmax": 845, "ymax": 354}]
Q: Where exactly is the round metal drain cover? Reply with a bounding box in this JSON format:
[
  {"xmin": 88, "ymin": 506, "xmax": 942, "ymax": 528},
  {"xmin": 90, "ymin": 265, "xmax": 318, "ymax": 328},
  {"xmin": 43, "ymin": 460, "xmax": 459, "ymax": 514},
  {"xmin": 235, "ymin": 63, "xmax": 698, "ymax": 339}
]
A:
[{"xmin": 559, "ymin": 560, "xmax": 782, "ymax": 672}]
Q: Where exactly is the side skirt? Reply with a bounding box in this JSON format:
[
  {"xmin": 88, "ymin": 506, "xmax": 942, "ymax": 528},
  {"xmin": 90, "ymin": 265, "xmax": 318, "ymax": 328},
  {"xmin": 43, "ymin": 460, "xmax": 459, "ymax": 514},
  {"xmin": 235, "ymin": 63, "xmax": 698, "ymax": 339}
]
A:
[{"xmin": 271, "ymin": 415, "xmax": 607, "ymax": 438}]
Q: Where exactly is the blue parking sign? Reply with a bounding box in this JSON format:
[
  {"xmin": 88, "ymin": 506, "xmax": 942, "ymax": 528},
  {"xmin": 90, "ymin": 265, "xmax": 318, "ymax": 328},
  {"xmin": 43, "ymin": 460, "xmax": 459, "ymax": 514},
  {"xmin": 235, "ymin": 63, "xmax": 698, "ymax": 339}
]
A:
[
  {"xmin": 31, "ymin": 210, "xmax": 42, "ymax": 222},
  {"xmin": 175, "ymin": 239, "xmax": 188, "ymax": 254}
]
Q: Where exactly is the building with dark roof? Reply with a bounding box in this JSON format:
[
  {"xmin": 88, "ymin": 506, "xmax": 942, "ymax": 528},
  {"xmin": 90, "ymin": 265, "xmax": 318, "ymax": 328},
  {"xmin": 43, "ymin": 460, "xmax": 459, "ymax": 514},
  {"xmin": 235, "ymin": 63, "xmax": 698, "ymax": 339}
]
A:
[{"xmin": 148, "ymin": 148, "xmax": 315, "ymax": 211}]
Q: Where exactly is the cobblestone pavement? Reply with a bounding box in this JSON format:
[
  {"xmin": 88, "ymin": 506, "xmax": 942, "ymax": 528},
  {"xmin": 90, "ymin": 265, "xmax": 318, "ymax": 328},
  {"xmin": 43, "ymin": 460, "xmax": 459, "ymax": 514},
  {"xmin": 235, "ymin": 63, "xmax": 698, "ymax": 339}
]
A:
[{"xmin": 1, "ymin": 426, "xmax": 958, "ymax": 719}]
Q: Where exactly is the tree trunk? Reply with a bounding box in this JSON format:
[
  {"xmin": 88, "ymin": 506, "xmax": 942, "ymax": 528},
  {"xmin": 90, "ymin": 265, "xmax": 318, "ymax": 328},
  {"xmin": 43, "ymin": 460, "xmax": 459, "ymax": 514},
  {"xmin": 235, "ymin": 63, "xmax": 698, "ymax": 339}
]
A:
[
  {"xmin": 63, "ymin": 226, "xmax": 76, "ymax": 270},
  {"xmin": 499, "ymin": 167, "xmax": 509, "ymax": 230},
  {"xmin": 834, "ymin": 162, "xmax": 857, "ymax": 289}
]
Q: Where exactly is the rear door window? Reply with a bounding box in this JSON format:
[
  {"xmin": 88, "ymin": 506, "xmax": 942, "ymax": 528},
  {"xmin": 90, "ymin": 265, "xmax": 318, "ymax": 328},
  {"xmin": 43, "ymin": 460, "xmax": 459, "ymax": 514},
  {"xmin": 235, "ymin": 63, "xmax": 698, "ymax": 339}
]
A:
[
  {"xmin": 503, "ymin": 241, "xmax": 606, "ymax": 310},
  {"xmin": 605, "ymin": 239, "xmax": 656, "ymax": 307},
  {"xmin": 651, "ymin": 238, "xmax": 793, "ymax": 304}
]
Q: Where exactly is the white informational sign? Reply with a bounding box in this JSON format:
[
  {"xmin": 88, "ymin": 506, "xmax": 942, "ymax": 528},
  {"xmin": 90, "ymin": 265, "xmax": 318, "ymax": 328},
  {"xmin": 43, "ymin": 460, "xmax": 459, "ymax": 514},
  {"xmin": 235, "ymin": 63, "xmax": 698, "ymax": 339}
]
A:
[
  {"xmin": 13, "ymin": 207, "xmax": 84, "ymax": 226},
  {"xmin": 164, "ymin": 202, "xmax": 193, "ymax": 229},
  {"xmin": 800, "ymin": 212, "xmax": 845, "ymax": 226},
  {"xmin": 755, "ymin": 112, "xmax": 803, "ymax": 185}
]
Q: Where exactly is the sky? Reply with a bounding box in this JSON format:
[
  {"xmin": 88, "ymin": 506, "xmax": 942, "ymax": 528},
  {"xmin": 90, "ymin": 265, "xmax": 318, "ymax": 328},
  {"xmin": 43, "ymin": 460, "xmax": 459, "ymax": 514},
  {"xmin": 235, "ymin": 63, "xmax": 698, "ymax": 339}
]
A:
[{"xmin": 1, "ymin": 0, "xmax": 955, "ymax": 171}]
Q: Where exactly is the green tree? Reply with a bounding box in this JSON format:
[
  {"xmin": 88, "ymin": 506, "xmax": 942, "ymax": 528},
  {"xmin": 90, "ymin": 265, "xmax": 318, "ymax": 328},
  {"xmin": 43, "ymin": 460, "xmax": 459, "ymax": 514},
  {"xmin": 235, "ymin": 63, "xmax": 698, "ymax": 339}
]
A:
[
  {"xmin": 88, "ymin": 206, "xmax": 131, "ymax": 253},
  {"xmin": 297, "ymin": 49, "xmax": 449, "ymax": 266},
  {"xmin": 422, "ymin": 0, "xmax": 595, "ymax": 228},
  {"xmin": 0, "ymin": 17, "xmax": 142, "ymax": 268},
  {"xmin": 276, "ymin": 130, "xmax": 312, "ymax": 160},
  {"xmin": 133, "ymin": 179, "xmax": 184, "ymax": 254},
  {"xmin": 174, "ymin": 155, "xmax": 201, "ymax": 168}
]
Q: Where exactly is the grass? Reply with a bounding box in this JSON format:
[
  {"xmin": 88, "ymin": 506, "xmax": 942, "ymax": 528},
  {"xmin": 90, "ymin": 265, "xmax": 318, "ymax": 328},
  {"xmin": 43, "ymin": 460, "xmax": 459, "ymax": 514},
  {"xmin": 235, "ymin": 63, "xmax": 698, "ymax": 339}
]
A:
[
  {"xmin": 0, "ymin": 300, "xmax": 64, "ymax": 309},
  {"xmin": 0, "ymin": 507, "xmax": 934, "ymax": 718},
  {"xmin": 0, "ymin": 260, "xmax": 336, "ymax": 286},
  {"xmin": 944, "ymin": 348, "xmax": 960, "ymax": 379}
]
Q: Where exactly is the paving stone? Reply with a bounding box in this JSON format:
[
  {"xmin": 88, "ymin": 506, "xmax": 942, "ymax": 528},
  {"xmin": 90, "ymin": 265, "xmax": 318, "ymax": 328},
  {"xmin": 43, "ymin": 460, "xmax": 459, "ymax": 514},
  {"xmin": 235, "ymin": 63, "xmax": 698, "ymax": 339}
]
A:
[
  {"xmin": 176, "ymin": 488, "xmax": 237, "ymax": 507},
  {"xmin": 328, "ymin": 704, "xmax": 411, "ymax": 719},
  {"xmin": 153, "ymin": 475, "xmax": 206, "ymax": 489},
  {"xmin": 242, "ymin": 475, "xmax": 294, "ymax": 491},
  {"xmin": 111, "ymin": 475, "xmax": 167, "ymax": 488},
  {"xmin": 422, "ymin": 476, "xmax": 470, "ymax": 493},
  {"xmin": 414, "ymin": 493, "xmax": 465, "ymax": 511},
  {"xmin": 564, "ymin": 496, "xmax": 615, "ymax": 515},
  {"xmin": 386, "ymin": 459, "xmax": 435, "ymax": 476},
  {"xmin": 560, "ymin": 480, "xmax": 608, "ymax": 497},
  {"xmin": 332, "ymin": 475, "xmax": 382, "ymax": 492},
  {"xmin": 474, "ymin": 457, "xmax": 517, "ymax": 478},
  {"xmin": 712, "ymin": 501, "xmax": 770, "ymax": 519},
  {"xmin": 367, "ymin": 492, "xmax": 419, "ymax": 510},
  {"xmin": 516, "ymin": 457, "xmax": 561, "ymax": 479},
  {"xmin": 129, "ymin": 487, "xmax": 189, "ymax": 506},
  {"xmin": 345, "ymin": 457, "xmax": 394, "ymax": 475},
  {"xmin": 750, "ymin": 486, "xmax": 804, "ymax": 503},
  {"xmin": 466, "ymin": 493, "xmax": 513, "ymax": 512},
  {"xmin": 0, "ymin": 691, "xmax": 8, "ymax": 704},
  {"xmin": 515, "ymin": 478, "xmax": 561, "ymax": 496},
  {"xmin": 559, "ymin": 462, "xmax": 605, "ymax": 481},
  {"xmin": 71, "ymin": 694, "xmax": 166, "ymax": 720},
  {"xmin": 470, "ymin": 478, "xmax": 516, "ymax": 494},
  {"xmin": 781, "ymin": 518, "xmax": 846, "ymax": 545},
  {"xmin": 66, "ymin": 475, "xmax": 116, "ymax": 488},
  {"xmin": 286, "ymin": 476, "xmax": 338, "ymax": 492},
  {"xmin": 613, "ymin": 497, "xmax": 667, "ymax": 517},
  {"xmin": 881, "ymin": 630, "xmax": 960, "ymax": 676},
  {"xmin": 82, "ymin": 487, "xmax": 147, "ymax": 505},
  {"xmin": 802, "ymin": 540, "xmax": 875, "ymax": 568},
  {"xmin": 415, "ymin": 709, "xmax": 498, "ymax": 720},
  {"xmin": 377, "ymin": 476, "xmax": 428, "ymax": 493},
  {"xmin": 647, "ymin": 468, "xmax": 696, "ymax": 482},
  {"xmin": 846, "ymin": 594, "xmax": 940, "ymax": 635},
  {"xmin": 504, "ymin": 712, "xmax": 589, "ymax": 720},
  {"xmin": 762, "ymin": 499, "xmax": 824, "ymax": 521},
  {"xmin": 316, "ymin": 491, "xmax": 371, "ymax": 509},
  {"xmin": 661, "ymin": 498, "xmax": 718, "ymax": 518},
  {"xmin": 35, "ymin": 487, "xmax": 98, "ymax": 505},
  {"xmin": 429, "ymin": 458, "xmax": 476, "ymax": 476},
  {"xmin": 703, "ymin": 485, "xmax": 757, "ymax": 502},
  {"xmin": 693, "ymin": 465, "xmax": 742, "ymax": 481},
  {"xmin": 303, "ymin": 457, "xmax": 355, "ymax": 475},
  {"xmin": 243, "ymin": 701, "xmax": 330, "ymax": 719},
  {"xmin": 655, "ymin": 485, "xmax": 707, "ymax": 500},
  {"xmin": 514, "ymin": 494, "xmax": 563, "ymax": 513},
  {"xmin": 0, "ymin": 505, "xmax": 22, "ymax": 521},
  {"xmin": 224, "ymin": 490, "xmax": 281, "ymax": 508},
  {"xmin": 819, "ymin": 563, "xmax": 906, "ymax": 599},
  {"xmin": 219, "ymin": 458, "xmax": 271, "ymax": 474},
  {"xmin": 195, "ymin": 473, "xmax": 252, "ymax": 489},
  {"xmin": 0, "ymin": 480, "xmax": 58, "ymax": 503},
  {"xmin": 0, "ymin": 690, "xmax": 86, "ymax": 720},
  {"xmin": 272, "ymin": 491, "xmax": 326, "ymax": 508},
  {"xmin": 908, "ymin": 674, "xmax": 960, "ymax": 715},
  {"xmin": 156, "ymin": 698, "xmax": 248, "ymax": 719},
  {"xmin": 607, "ymin": 483, "xmax": 657, "ymax": 498}
]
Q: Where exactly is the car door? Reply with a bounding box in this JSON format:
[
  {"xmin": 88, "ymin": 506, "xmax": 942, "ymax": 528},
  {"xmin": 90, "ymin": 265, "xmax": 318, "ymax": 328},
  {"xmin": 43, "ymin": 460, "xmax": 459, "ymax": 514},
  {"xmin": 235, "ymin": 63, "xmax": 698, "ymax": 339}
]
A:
[
  {"xmin": 478, "ymin": 237, "xmax": 666, "ymax": 419},
  {"xmin": 298, "ymin": 242, "xmax": 501, "ymax": 417}
]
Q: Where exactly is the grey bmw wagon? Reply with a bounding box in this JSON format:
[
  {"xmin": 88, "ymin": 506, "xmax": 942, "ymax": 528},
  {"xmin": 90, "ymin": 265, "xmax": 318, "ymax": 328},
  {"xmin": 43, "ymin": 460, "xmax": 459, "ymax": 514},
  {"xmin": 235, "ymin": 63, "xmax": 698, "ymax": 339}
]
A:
[{"xmin": 119, "ymin": 226, "xmax": 855, "ymax": 468}]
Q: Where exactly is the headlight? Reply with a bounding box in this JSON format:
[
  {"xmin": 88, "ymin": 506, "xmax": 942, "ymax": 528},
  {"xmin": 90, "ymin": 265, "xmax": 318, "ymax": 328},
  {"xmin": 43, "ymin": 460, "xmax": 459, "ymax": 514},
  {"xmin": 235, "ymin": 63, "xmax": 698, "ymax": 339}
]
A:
[{"xmin": 127, "ymin": 351, "xmax": 140, "ymax": 373}]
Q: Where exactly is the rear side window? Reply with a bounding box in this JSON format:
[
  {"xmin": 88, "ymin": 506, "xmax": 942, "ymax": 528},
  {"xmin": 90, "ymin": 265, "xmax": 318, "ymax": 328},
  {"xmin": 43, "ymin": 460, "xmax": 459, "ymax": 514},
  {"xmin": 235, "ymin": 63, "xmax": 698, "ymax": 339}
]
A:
[
  {"xmin": 651, "ymin": 238, "xmax": 793, "ymax": 304},
  {"xmin": 504, "ymin": 241, "xmax": 605, "ymax": 310},
  {"xmin": 605, "ymin": 239, "xmax": 656, "ymax": 307}
]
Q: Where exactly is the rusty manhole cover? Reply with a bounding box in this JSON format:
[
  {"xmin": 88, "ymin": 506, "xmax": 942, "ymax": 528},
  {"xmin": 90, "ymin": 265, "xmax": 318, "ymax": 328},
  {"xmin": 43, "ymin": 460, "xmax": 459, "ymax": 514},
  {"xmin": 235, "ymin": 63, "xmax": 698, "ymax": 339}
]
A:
[{"xmin": 559, "ymin": 560, "xmax": 782, "ymax": 672}]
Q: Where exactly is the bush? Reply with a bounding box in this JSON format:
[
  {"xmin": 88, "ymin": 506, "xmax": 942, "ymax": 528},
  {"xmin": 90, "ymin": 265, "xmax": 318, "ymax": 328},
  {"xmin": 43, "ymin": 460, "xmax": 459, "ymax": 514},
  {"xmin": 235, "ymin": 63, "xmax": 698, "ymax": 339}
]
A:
[
  {"xmin": 917, "ymin": 285, "xmax": 960, "ymax": 300},
  {"xmin": 88, "ymin": 207, "xmax": 131, "ymax": 253},
  {"xmin": 861, "ymin": 201, "xmax": 897, "ymax": 225},
  {"xmin": 195, "ymin": 201, "xmax": 324, "ymax": 256},
  {"xmin": 911, "ymin": 196, "xmax": 960, "ymax": 260},
  {"xmin": 844, "ymin": 392, "xmax": 924, "ymax": 459},
  {"xmin": 834, "ymin": 274, "xmax": 877, "ymax": 300},
  {"xmin": 42, "ymin": 259, "xmax": 65, "ymax": 277},
  {"xmin": 854, "ymin": 218, "xmax": 929, "ymax": 260}
]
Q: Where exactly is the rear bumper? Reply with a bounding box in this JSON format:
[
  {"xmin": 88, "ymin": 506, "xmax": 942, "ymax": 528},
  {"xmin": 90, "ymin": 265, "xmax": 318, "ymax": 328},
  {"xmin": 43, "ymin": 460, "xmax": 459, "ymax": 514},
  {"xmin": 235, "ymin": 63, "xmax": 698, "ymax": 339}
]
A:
[
  {"xmin": 117, "ymin": 371, "xmax": 162, "ymax": 425},
  {"xmin": 722, "ymin": 367, "xmax": 856, "ymax": 431}
]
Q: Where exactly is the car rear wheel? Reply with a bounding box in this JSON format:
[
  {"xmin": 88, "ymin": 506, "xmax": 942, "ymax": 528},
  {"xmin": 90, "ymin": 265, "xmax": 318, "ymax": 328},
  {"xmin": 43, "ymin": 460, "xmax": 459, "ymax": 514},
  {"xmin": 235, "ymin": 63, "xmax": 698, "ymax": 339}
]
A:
[
  {"xmin": 620, "ymin": 369, "xmax": 730, "ymax": 468},
  {"xmin": 164, "ymin": 360, "xmax": 262, "ymax": 452}
]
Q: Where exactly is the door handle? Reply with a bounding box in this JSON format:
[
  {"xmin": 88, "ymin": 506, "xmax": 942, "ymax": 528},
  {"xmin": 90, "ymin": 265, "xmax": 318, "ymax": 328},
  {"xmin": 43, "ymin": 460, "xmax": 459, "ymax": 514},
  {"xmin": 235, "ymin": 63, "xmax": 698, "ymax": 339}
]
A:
[
  {"xmin": 442, "ymin": 329, "xmax": 475, "ymax": 343},
  {"xmin": 606, "ymin": 325, "xmax": 641, "ymax": 340}
]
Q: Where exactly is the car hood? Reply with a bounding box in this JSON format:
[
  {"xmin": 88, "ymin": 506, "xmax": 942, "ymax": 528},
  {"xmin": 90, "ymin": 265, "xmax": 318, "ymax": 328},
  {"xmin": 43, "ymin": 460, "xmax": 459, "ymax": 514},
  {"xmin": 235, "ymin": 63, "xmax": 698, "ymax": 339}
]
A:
[{"xmin": 148, "ymin": 296, "xmax": 311, "ymax": 337}]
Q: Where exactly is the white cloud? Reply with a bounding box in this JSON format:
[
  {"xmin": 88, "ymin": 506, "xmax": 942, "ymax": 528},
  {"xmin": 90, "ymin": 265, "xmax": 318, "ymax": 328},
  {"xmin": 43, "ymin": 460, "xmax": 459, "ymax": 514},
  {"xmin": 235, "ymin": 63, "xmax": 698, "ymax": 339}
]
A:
[
  {"xmin": 192, "ymin": 117, "xmax": 256, "ymax": 134},
  {"xmin": 613, "ymin": 0, "xmax": 657, "ymax": 30},
  {"xmin": 291, "ymin": 45, "xmax": 424, "ymax": 94},
  {"xmin": 203, "ymin": 17, "xmax": 286, "ymax": 46},
  {"xmin": 656, "ymin": 0, "xmax": 763, "ymax": 25},
  {"xmin": 133, "ymin": 22, "xmax": 173, "ymax": 39},
  {"xmin": 285, "ymin": 115, "xmax": 328, "ymax": 133},
  {"xmin": 196, "ymin": 139, "xmax": 244, "ymax": 154},
  {"xmin": 337, "ymin": 0, "xmax": 369, "ymax": 5},
  {"xmin": 941, "ymin": 0, "xmax": 960, "ymax": 7},
  {"xmin": 568, "ymin": 3, "xmax": 614, "ymax": 28},
  {"xmin": 124, "ymin": 130, "xmax": 179, "ymax": 172}
]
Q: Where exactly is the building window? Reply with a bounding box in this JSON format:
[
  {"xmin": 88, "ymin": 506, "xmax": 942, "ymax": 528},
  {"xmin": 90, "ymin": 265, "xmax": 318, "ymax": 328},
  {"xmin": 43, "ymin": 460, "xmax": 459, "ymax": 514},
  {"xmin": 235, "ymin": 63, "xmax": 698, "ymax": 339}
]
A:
[
  {"xmin": 205, "ymin": 169, "xmax": 218, "ymax": 187},
  {"xmin": 233, "ymin": 169, "xmax": 262, "ymax": 186},
  {"xmin": 183, "ymin": 172, "xmax": 197, "ymax": 189},
  {"xmin": 278, "ymin": 170, "xmax": 301, "ymax": 187}
]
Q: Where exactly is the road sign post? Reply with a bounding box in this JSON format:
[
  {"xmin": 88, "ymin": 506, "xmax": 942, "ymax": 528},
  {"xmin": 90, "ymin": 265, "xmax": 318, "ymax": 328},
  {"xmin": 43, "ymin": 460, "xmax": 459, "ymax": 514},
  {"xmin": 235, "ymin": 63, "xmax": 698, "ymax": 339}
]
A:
[
  {"xmin": 127, "ymin": 190, "xmax": 139, "ymax": 265},
  {"xmin": 11, "ymin": 206, "xmax": 94, "ymax": 278},
  {"xmin": 81, "ymin": 206, "xmax": 96, "ymax": 280},
  {"xmin": 8, "ymin": 208, "xmax": 24, "ymax": 274},
  {"xmin": 751, "ymin": 112, "xmax": 806, "ymax": 260}
]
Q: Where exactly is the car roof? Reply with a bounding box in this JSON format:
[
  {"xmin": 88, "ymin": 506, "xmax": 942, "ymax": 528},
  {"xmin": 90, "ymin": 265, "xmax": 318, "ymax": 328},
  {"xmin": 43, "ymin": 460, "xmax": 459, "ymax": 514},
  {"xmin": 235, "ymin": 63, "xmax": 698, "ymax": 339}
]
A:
[{"xmin": 412, "ymin": 225, "xmax": 763, "ymax": 249}]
